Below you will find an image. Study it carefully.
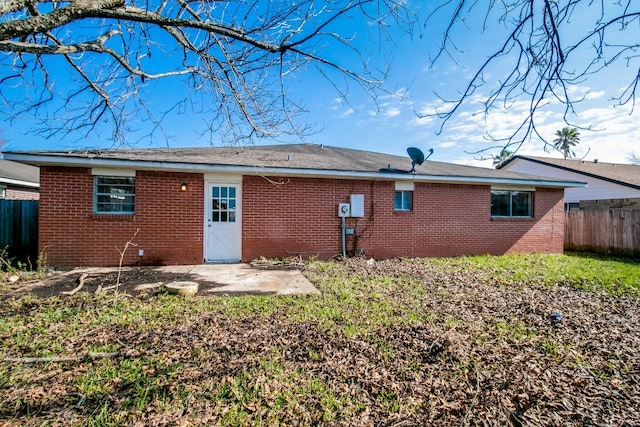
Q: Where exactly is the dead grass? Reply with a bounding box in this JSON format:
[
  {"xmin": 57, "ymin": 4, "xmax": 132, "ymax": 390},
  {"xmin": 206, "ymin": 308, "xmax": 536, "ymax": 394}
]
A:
[{"xmin": 0, "ymin": 253, "xmax": 638, "ymax": 426}]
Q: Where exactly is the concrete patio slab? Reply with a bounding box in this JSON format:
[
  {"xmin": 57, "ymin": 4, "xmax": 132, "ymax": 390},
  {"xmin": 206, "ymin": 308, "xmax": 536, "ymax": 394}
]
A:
[
  {"xmin": 154, "ymin": 263, "xmax": 320, "ymax": 296},
  {"xmin": 2, "ymin": 263, "xmax": 320, "ymax": 299}
]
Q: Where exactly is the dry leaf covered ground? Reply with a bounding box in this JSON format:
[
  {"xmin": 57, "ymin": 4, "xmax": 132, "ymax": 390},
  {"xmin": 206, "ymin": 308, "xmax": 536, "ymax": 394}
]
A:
[{"xmin": 0, "ymin": 254, "xmax": 638, "ymax": 426}]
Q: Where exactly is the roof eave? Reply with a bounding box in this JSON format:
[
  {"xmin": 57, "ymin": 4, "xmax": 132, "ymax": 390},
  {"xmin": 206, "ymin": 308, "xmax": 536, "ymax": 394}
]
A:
[
  {"xmin": 0, "ymin": 177, "xmax": 40, "ymax": 188},
  {"xmin": 3, "ymin": 153, "xmax": 585, "ymax": 189},
  {"xmin": 502, "ymin": 156, "xmax": 640, "ymax": 190}
]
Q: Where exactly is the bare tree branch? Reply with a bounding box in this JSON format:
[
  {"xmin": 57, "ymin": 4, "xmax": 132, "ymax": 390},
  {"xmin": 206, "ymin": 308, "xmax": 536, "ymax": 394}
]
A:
[
  {"xmin": 424, "ymin": 0, "xmax": 640, "ymax": 154},
  {"xmin": 0, "ymin": 0, "xmax": 416, "ymax": 145}
]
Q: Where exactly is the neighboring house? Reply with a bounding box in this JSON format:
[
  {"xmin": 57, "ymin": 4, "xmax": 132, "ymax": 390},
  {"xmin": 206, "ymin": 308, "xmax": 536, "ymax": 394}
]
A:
[
  {"xmin": 4, "ymin": 144, "xmax": 584, "ymax": 267},
  {"xmin": 498, "ymin": 156, "xmax": 640, "ymax": 210},
  {"xmin": 0, "ymin": 159, "xmax": 39, "ymax": 200}
]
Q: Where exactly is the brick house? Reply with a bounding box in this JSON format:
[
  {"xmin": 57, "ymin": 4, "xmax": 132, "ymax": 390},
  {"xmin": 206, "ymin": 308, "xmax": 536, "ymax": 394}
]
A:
[
  {"xmin": 4, "ymin": 144, "xmax": 584, "ymax": 267},
  {"xmin": 0, "ymin": 159, "xmax": 39, "ymax": 200}
]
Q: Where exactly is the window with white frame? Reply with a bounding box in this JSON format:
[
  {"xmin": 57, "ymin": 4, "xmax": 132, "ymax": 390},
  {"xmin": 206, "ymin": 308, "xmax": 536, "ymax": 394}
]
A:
[
  {"xmin": 394, "ymin": 181, "xmax": 414, "ymax": 211},
  {"xmin": 394, "ymin": 190, "xmax": 412, "ymax": 211},
  {"xmin": 491, "ymin": 189, "xmax": 533, "ymax": 217},
  {"xmin": 94, "ymin": 176, "xmax": 135, "ymax": 214}
]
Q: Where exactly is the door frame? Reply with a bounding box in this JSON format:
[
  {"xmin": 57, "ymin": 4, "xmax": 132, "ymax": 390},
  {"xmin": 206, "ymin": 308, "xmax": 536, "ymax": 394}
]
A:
[{"xmin": 203, "ymin": 174, "xmax": 243, "ymax": 263}]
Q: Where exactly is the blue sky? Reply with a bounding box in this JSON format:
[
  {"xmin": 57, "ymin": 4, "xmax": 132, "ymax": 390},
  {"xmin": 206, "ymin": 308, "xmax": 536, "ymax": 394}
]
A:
[{"xmin": 2, "ymin": 1, "xmax": 638, "ymax": 167}]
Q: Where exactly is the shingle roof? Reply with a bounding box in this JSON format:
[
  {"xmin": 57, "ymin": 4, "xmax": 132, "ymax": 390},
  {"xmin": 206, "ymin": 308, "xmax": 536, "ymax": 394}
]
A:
[
  {"xmin": 3, "ymin": 144, "xmax": 583, "ymax": 187},
  {"xmin": 499, "ymin": 155, "xmax": 640, "ymax": 189},
  {"xmin": 0, "ymin": 159, "xmax": 39, "ymax": 184}
]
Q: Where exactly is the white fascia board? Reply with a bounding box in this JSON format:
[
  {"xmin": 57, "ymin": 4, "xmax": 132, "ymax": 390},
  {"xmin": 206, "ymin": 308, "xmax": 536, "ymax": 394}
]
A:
[
  {"xmin": 0, "ymin": 177, "xmax": 39, "ymax": 188},
  {"xmin": 3, "ymin": 153, "xmax": 587, "ymax": 189}
]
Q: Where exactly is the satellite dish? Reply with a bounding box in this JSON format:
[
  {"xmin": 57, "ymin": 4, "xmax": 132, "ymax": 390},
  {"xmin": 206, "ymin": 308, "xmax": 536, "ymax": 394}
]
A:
[
  {"xmin": 380, "ymin": 148, "xmax": 435, "ymax": 174},
  {"xmin": 407, "ymin": 147, "xmax": 425, "ymax": 173},
  {"xmin": 426, "ymin": 148, "xmax": 434, "ymax": 159},
  {"xmin": 407, "ymin": 147, "xmax": 425, "ymax": 165}
]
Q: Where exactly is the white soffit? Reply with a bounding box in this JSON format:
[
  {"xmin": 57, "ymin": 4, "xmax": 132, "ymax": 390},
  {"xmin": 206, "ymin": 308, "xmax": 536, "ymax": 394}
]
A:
[
  {"xmin": 395, "ymin": 181, "xmax": 415, "ymax": 191},
  {"xmin": 491, "ymin": 185, "xmax": 536, "ymax": 192},
  {"xmin": 91, "ymin": 167, "xmax": 135, "ymax": 177},
  {"xmin": 203, "ymin": 173, "xmax": 242, "ymax": 184}
]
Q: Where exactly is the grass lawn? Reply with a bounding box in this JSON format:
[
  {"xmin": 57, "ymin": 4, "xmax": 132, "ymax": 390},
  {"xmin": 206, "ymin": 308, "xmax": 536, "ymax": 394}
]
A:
[{"xmin": 0, "ymin": 253, "xmax": 639, "ymax": 426}]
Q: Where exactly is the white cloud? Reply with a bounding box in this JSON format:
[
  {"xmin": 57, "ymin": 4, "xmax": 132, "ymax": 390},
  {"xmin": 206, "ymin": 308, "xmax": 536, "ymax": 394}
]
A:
[
  {"xmin": 414, "ymin": 99, "xmax": 448, "ymax": 117},
  {"xmin": 315, "ymin": 68, "xmax": 639, "ymax": 168},
  {"xmin": 422, "ymin": 86, "xmax": 640, "ymax": 166},
  {"xmin": 339, "ymin": 108, "xmax": 355, "ymax": 118},
  {"xmin": 437, "ymin": 141, "xmax": 456, "ymax": 148},
  {"xmin": 584, "ymin": 90, "xmax": 606, "ymax": 100},
  {"xmin": 384, "ymin": 107, "xmax": 401, "ymax": 118},
  {"xmin": 451, "ymin": 156, "xmax": 492, "ymax": 168},
  {"xmin": 407, "ymin": 114, "xmax": 436, "ymax": 128},
  {"xmin": 487, "ymin": 103, "xmax": 639, "ymax": 164}
]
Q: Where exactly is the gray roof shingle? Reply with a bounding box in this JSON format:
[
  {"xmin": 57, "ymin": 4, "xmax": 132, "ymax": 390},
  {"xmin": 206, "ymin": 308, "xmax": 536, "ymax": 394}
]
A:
[
  {"xmin": 4, "ymin": 144, "xmax": 583, "ymax": 187},
  {"xmin": 0, "ymin": 159, "xmax": 39, "ymax": 184},
  {"xmin": 499, "ymin": 155, "xmax": 640, "ymax": 189}
]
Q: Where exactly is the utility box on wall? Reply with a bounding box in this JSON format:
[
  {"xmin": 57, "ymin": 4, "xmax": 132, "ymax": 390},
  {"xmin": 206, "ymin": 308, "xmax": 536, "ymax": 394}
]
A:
[
  {"xmin": 350, "ymin": 194, "xmax": 364, "ymax": 217},
  {"xmin": 338, "ymin": 203, "xmax": 351, "ymax": 217}
]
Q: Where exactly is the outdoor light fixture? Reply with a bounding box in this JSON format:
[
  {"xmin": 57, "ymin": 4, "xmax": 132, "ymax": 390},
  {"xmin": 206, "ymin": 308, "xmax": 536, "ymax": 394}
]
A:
[{"xmin": 181, "ymin": 182, "xmax": 188, "ymax": 192}]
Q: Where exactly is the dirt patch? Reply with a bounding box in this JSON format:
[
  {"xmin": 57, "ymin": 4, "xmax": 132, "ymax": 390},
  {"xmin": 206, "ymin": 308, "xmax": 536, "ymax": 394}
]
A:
[{"xmin": 1, "ymin": 267, "xmax": 227, "ymax": 299}]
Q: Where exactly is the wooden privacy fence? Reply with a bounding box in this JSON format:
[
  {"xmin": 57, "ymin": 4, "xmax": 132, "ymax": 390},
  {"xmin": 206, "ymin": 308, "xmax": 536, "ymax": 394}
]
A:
[
  {"xmin": 565, "ymin": 209, "xmax": 640, "ymax": 257},
  {"xmin": 0, "ymin": 200, "xmax": 38, "ymax": 261}
]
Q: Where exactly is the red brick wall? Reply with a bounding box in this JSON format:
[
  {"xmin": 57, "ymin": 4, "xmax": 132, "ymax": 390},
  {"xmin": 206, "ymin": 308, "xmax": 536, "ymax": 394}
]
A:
[
  {"xmin": 4, "ymin": 187, "xmax": 39, "ymax": 200},
  {"xmin": 40, "ymin": 168, "xmax": 564, "ymax": 266},
  {"xmin": 39, "ymin": 167, "xmax": 204, "ymax": 267},
  {"xmin": 241, "ymin": 176, "xmax": 565, "ymax": 261},
  {"xmin": 242, "ymin": 176, "xmax": 358, "ymax": 260}
]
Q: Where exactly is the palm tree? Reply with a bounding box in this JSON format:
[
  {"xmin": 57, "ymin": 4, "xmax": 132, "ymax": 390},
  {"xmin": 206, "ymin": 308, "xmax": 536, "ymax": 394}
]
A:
[
  {"xmin": 553, "ymin": 127, "xmax": 580, "ymax": 159},
  {"xmin": 493, "ymin": 149, "xmax": 513, "ymax": 168}
]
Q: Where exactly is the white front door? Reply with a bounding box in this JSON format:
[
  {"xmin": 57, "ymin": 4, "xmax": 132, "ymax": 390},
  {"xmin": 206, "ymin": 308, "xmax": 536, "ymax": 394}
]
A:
[{"xmin": 205, "ymin": 183, "xmax": 242, "ymax": 262}]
